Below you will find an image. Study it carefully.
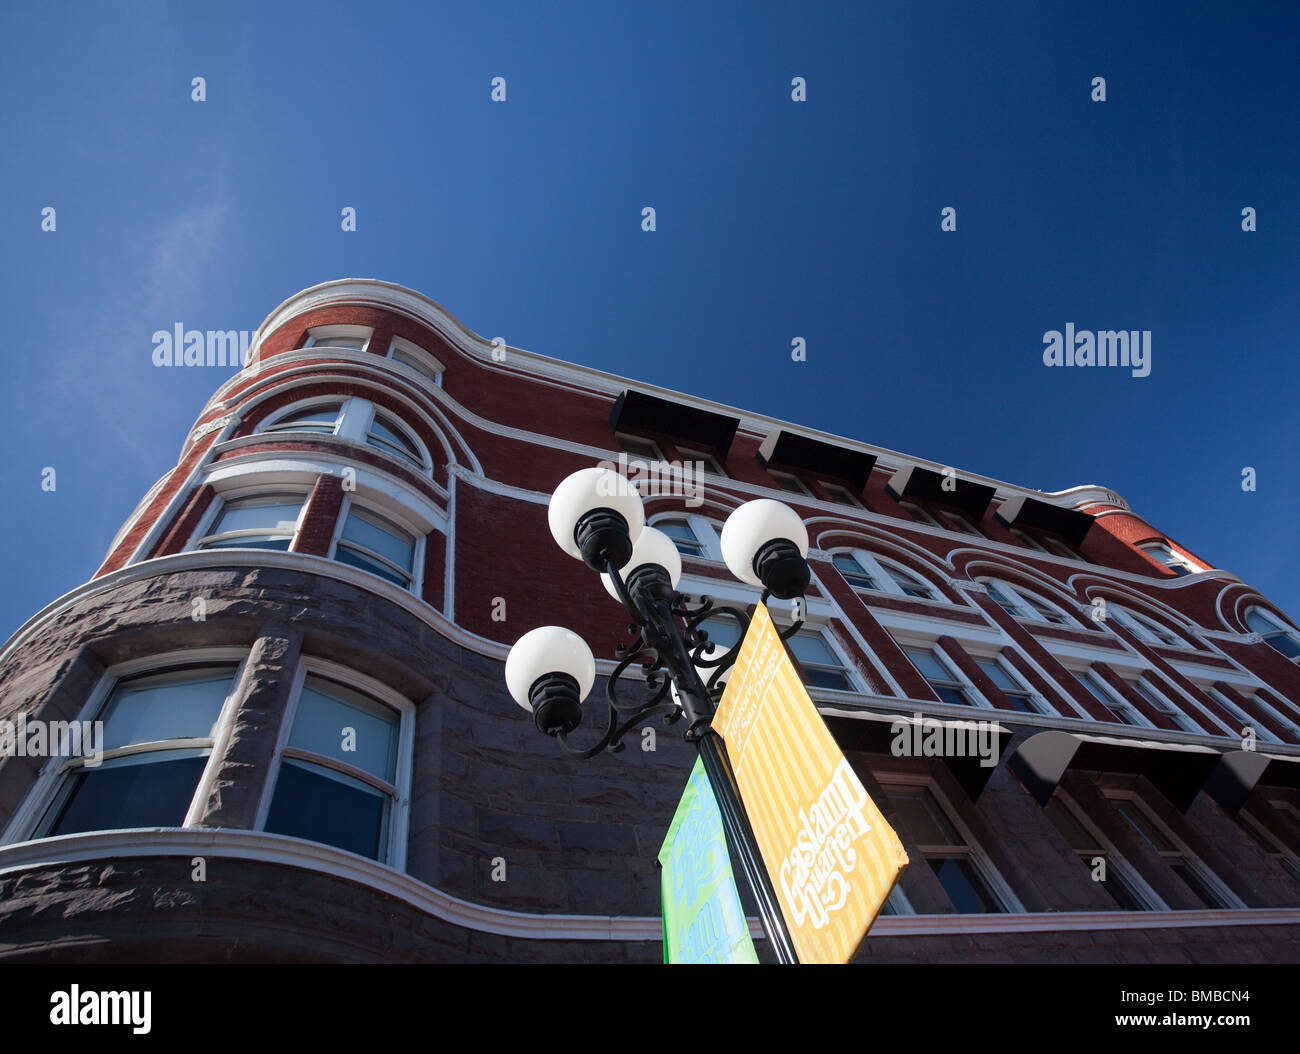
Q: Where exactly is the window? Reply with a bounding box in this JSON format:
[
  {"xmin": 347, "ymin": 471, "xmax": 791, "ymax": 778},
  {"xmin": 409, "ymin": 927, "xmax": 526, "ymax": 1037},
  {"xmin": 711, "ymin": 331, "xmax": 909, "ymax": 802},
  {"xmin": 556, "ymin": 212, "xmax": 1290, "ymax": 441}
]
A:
[
  {"xmin": 263, "ymin": 675, "xmax": 403, "ymax": 862},
  {"xmin": 787, "ymin": 631, "xmax": 855, "ymax": 691},
  {"xmin": 1139, "ymin": 541, "xmax": 1199, "ymax": 576},
  {"xmin": 306, "ymin": 327, "xmax": 371, "ymax": 352},
  {"xmin": 768, "ymin": 470, "xmax": 810, "ymax": 496},
  {"xmin": 651, "ymin": 515, "xmax": 723, "ymax": 561},
  {"xmin": 387, "ymin": 337, "xmax": 444, "ymax": 386},
  {"xmin": 902, "ymin": 646, "xmax": 978, "ymax": 707},
  {"xmin": 365, "ymin": 408, "xmax": 426, "ymax": 471},
  {"xmin": 941, "ymin": 511, "xmax": 985, "ymax": 537},
  {"xmin": 1245, "ymin": 609, "xmax": 1300, "ymax": 660},
  {"xmin": 1042, "ymin": 536, "xmax": 1086, "ymax": 561},
  {"xmin": 898, "ymin": 501, "xmax": 941, "ymax": 528},
  {"xmin": 1237, "ymin": 811, "xmax": 1300, "ymax": 884},
  {"xmin": 1072, "ymin": 668, "xmax": 1151, "ymax": 727},
  {"xmin": 883, "ymin": 782, "xmax": 1017, "ymax": 913},
  {"xmin": 1107, "ymin": 605, "xmax": 1182, "ymax": 647},
  {"xmin": 1129, "ymin": 676, "xmax": 1201, "ymax": 734},
  {"xmin": 675, "ymin": 445, "xmax": 726, "ymax": 478},
  {"xmin": 1107, "ymin": 792, "xmax": 1244, "ymax": 909},
  {"xmin": 32, "ymin": 664, "xmax": 239, "ymax": 839},
  {"xmin": 819, "ymin": 482, "xmax": 863, "ymax": 508},
  {"xmin": 1044, "ymin": 794, "xmax": 1162, "ymax": 910},
  {"xmin": 833, "ymin": 553, "xmax": 882, "ymax": 592},
  {"xmin": 617, "ymin": 434, "xmax": 664, "ymax": 463},
  {"xmin": 973, "ymin": 654, "xmax": 1041, "ymax": 713},
  {"xmin": 982, "ymin": 578, "xmax": 1071, "ymax": 626},
  {"xmin": 196, "ymin": 493, "xmax": 307, "ymax": 551},
  {"xmin": 1205, "ymin": 687, "xmax": 1283, "ymax": 744},
  {"xmin": 656, "ymin": 518, "xmax": 706, "ymax": 558},
  {"xmin": 261, "ymin": 401, "xmax": 345, "ymax": 435},
  {"xmin": 699, "ymin": 618, "xmax": 855, "ymax": 692},
  {"xmin": 1010, "ymin": 528, "xmax": 1050, "ymax": 553},
  {"xmin": 333, "ymin": 506, "xmax": 417, "ymax": 589}
]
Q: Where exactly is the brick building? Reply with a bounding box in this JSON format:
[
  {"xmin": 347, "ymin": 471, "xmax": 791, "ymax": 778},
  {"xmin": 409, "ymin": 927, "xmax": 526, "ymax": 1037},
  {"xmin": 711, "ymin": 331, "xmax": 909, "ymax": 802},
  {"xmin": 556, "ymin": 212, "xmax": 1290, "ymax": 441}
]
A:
[{"xmin": 1, "ymin": 278, "xmax": 1298, "ymax": 963}]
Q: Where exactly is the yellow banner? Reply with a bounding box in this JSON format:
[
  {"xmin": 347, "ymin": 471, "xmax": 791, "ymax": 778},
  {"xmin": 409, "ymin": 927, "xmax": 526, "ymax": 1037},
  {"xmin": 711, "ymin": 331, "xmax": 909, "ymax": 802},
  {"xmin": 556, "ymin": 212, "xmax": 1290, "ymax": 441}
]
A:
[{"xmin": 712, "ymin": 603, "xmax": 909, "ymax": 963}]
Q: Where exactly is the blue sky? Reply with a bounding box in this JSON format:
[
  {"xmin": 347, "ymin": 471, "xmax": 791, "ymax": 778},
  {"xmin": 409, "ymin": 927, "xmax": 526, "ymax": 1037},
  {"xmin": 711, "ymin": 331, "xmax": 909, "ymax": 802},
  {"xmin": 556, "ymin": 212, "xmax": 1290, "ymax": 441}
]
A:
[{"xmin": 2, "ymin": 0, "xmax": 1297, "ymax": 640}]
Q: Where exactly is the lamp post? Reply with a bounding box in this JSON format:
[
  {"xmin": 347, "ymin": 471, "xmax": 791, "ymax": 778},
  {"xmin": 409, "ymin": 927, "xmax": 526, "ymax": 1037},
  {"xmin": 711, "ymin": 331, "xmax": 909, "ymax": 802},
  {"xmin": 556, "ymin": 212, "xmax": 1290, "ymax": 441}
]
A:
[{"xmin": 504, "ymin": 467, "xmax": 814, "ymax": 963}]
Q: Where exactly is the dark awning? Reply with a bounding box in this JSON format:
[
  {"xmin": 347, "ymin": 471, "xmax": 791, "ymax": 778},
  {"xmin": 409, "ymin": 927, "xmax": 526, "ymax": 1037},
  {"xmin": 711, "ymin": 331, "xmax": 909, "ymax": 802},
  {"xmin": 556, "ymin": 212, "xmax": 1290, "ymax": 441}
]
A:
[
  {"xmin": 825, "ymin": 710, "xmax": 1014, "ymax": 800},
  {"xmin": 1203, "ymin": 751, "xmax": 1300, "ymax": 814},
  {"xmin": 757, "ymin": 431, "xmax": 877, "ymax": 492},
  {"xmin": 1009, "ymin": 730, "xmax": 1221, "ymax": 812},
  {"xmin": 996, "ymin": 495, "xmax": 1095, "ymax": 547},
  {"xmin": 609, "ymin": 390, "xmax": 740, "ymax": 456},
  {"xmin": 886, "ymin": 465, "xmax": 996, "ymax": 520}
]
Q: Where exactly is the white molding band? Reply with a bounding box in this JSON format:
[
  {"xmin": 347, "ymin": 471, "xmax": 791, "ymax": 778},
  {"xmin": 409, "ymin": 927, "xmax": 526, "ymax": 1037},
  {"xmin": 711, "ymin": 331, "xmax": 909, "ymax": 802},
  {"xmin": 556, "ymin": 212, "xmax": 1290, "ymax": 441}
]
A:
[{"xmin": 0, "ymin": 828, "xmax": 1294, "ymax": 943}]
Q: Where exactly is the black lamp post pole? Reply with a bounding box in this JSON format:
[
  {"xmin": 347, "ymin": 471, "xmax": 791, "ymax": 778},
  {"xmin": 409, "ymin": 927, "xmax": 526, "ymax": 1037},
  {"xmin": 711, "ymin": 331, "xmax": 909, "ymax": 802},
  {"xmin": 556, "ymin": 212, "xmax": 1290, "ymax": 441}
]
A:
[{"xmin": 613, "ymin": 562, "xmax": 800, "ymax": 964}]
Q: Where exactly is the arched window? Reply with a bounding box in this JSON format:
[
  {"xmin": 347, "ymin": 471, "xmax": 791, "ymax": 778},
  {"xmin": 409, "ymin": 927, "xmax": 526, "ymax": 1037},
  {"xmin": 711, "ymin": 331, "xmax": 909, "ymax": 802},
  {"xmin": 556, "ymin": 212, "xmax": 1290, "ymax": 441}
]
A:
[
  {"xmin": 1107, "ymin": 604, "xmax": 1183, "ymax": 647},
  {"xmin": 981, "ymin": 578, "xmax": 1072, "ymax": 626},
  {"xmin": 1246, "ymin": 608, "xmax": 1300, "ymax": 660},
  {"xmin": 649, "ymin": 514, "xmax": 724, "ymax": 561},
  {"xmin": 332, "ymin": 505, "xmax": 419, "ymax": 590},
  {"xmin": 365, "ymin": 408, "xmax": 427, "ymax": 471},
  {"xmin": 262, "ymin": 401, "xmax": 345, "ymax": 435},
  {"xmin": 832, "ymin": 549, "xmax": 945, "ymax": 602},
  {"xmin": 196, "ymin": 492, "xmax": 309, "ymax": 551}
]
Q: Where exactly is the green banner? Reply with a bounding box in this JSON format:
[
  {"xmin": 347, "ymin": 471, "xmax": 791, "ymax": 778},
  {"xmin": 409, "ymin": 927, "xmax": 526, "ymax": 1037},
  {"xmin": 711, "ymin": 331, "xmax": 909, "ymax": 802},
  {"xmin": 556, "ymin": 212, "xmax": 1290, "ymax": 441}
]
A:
[{"xmin": 658, "ymin": 757, "xmax": 759, "ymax": 964}]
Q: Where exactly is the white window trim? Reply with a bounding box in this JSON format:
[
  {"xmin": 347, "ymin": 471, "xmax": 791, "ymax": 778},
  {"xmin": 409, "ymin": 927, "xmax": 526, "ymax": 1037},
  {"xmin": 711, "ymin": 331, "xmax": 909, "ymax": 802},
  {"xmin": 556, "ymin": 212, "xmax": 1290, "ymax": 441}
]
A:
[
  {"xmin": 818, "ymin": 482, "xmax": 863, "ymax": 508},
  {"xmin": 898, "ymin": 501, "xmax": 942, "ymax": 528},
  {"xmin": 839, "ymin": 547, "xmax": 945, "ymax": 603},
  {"xmin": 1203, "ymin": 686, "xmax": 1284, "ymax": 744},
  {"xmin": 941, "ymin": 510, "xmax": 985, "ymax": 537},
  {"xmin": 189, "ymin": 487, "xmax": 313, "ymax": 552},
  {"xmin": 1129, "ymin": 675, "xmax": 1202, "ymax": 735},
  {"xmin": 1139, "ymin": 541, "xmax": 1203, "ymax": 575},
  {"xmin": 768, "ymin": 470, "xmax": 811, "ymax": 496},
  {"xmin": 615, "ymin": 433, "xmax": 666, "ymax": 464},
  {"xmin": 387, "ymin": 335, "xmax": 445, "ymax": 388},
  {"xmin": 969, "ymin": 650, "xmax": 1047, "ymax": 715},
  {"xmin": 305, "ymin": 324, "xmax": 373, "ymax": 352},
  {"xmin": 259, "ymin": 396, "xmax": 348, "ymax": 437},
  {"xmin": 361, "ymin": 403, "xmax": 433, "ymax": 475},
  {"xmin": 1245, "ymin": 607, "xmax": 1300, "ymax": 658},
  {"xmin": 1108, "ymin": 605, "xmax": 1182, "ymax": 648},
  {"xmin": 649, "ymin": 513, "xmax": 724, "ymax": 562},
  {"xmin": 880, "ymin": 772, "xmax": 1025, "ymax": 913},
  {"xmin": 789, "ymin": 623, "xmax": 864, "ymax": 694},
  {"xmin": 675, "ymin": 445, "xmax": 726, "ymax": 479},
  {"xmin": 329, "ymin": 495, "xmax": 425, "ymax": 595},
  {"xmin": 895, "ymin": 638, "xmax": 990, "ymax": 710},
  {"xmin": 1010, "ymin": 528, "xmax": 1050, "ymax": 553},
  {"xmin": 1104, "ymin": 790, "xmax": 1246, "ymax": 910},
  {"xmin": 1052, "ymin": 790, "xmax": 1168, "ymax": 911},
  {"xmin": 253, "ymin": 657, "xmax": 415, "ymax": 870},
  {"xmin": 1, "ymin": 648, "xmax": 252, "ymax": 846},
  {"xmin": 981, "ymin": 578, "xmax": 1072, "ymax": 626},
  {"xmin": 1074, "ymin": 668, "xmax": 1157, "ymax": 729}
]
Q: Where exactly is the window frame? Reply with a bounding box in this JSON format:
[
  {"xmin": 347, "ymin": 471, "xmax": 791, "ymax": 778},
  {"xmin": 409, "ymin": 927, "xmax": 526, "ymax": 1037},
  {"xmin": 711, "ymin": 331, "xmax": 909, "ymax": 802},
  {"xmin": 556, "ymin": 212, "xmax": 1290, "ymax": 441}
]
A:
[
  {"xmin": 328, "ymin": 497, "xmax": 424, "ymax": 593},
  {"xmin": 768, "ymin": 470, "xmax": 811, "ymax": 496},
  {"xmin": 1108, "ymin": 604, "xmax": 1183, "ymax": 648},
  {"xmin": 833, "ymin": 547, "xmax": 945, "ymax": 603},
  {"xmin": 674, "ymin": 444, "xmax": 727, "ymax": 478},
  {"xmin": 363, "ymin": 404, "xmax": 431, "ymax": 474},
  {"xmin": 3, "ymin": 649, "xmax": 251, "ymax": 845},
  {"xmin": 254, "ymin": 658, "xmax": 415, "ymax": 869},
  {"xmin": 191, "ymin": 489, "xmax": 311, "ymax": 553},
  {"xmin": 818, "ymin": 481, "xmax": 864, "ymax": 509},
  {"xmin": 981, "ymin": 578, "xmax": 1073, "ymax": 627},
  {"xmin": 880, "ymin": 775, "xmax": 1024, "ymax": 913},
  {"xmin": 1245, "ymin": 607, "xmax": 1300, "ymax": 661},
  {"xmin": 1104, "ymin": 790, "xmax": 1246, "ymax": 910},
  {"xmin": 1046, "ymin": 790, "xmax": 1167, "ymax": 910},
  {"xmin": 305, "ymin": 325, "xmax": 373, "ymax": 353},
  {"xmin": 1139, "ymin": 540, "xmax": 1201, "ymax": 576},
  {"xmin": 971, "ymin": 651, "xmax": 1045, "ymax": 714},
  {"xmin": 386, "ymin": 336, "xmax": 445, "ymax": 387},
  {"xmin": 649, "ymin": 513, "xmax": 724, "ymax": 562},
  {"xmin": 899, "ymin": 642, "xmax": 985, "ymax": 709}
]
